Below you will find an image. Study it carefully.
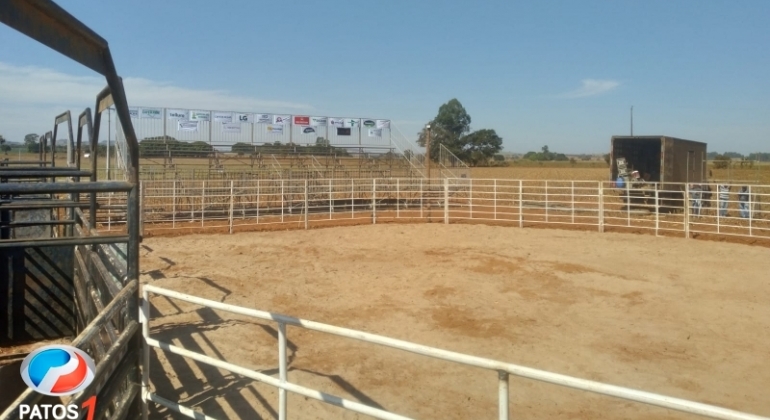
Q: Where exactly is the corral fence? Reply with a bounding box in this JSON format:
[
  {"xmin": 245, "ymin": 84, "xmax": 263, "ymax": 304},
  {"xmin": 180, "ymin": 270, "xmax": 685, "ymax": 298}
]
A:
[
  {"xmin": 97, "ymin": 179, "xmax": 770, "ymax": 243},
  {"xmin": 139, "ymin": 285, "xmax": 770, "ymax": 420}
]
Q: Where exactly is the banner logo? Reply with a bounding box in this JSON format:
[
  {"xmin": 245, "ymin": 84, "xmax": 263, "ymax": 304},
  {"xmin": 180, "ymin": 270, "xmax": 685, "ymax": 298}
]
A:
[{"xmin": 21, "ymin": 345, "xmax": 96, "ymax": 396}]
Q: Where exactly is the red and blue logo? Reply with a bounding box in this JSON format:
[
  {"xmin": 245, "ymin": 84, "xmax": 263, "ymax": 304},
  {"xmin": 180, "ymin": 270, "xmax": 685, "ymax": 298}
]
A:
[{"xmin": 20, "ymin": 345, "xmax": 96, "ymax": 396}]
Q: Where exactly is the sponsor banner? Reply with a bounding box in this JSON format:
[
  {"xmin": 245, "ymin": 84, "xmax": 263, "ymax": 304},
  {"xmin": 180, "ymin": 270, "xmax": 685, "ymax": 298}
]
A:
[
  {"xmin": 235, "ymin": 113, "xmax": 253, "ymax": 123},
  {"xmin": 140, "ymin": 108, "xmax": 162, "ymax": 119},
  {"xmin": 368, "ymin": 128, "xmax": 383, "ymax": 137},
  {"xmin": 222, "ymin": 122, "xmax": 241, "ymax": 133},
  {"xmin": 362, "ymin": 119, "xmax": 376, "ymax": 127},
  {"xmin": 128, "ymin": 108, "xmax": 140, "ymax": 119},
  {"xmin": 342, "ymin": 118, "xmax": 360, "ymax": 128},
  {"xmin": 267, "ymin": 125, "xmax": 284, "ymax": 134},
  {"xmin": 272, "ymin": 115, "xmax": 290, "ymax": 125},
  {"xmin": 336, "ymin": 127, "xmax": 351, "ymax": 136},
  {"xmin": 167, "ymin": 109, "xmax": 188, "ymax": 120},
  {"xmin": 376, "ymin": 119, "xmax": 390, "ymax": 129},
  {"xmin": 328, "ymin": 118, "xmax": 345, "ymax": 127},
  {"xmin": 293, "ymin": 116, "xmax": 310, "ymax": 125},
  {"xmin": 310, "ymin": 116, "xmax": 328, "ymax": 126},
  {"xmin": 256, "ymin": 113, "xmax": 272, "ymax": 124},
  {"xmin": 177, "ymin": 120, "xmax": 199, "ymax": 132},
  {"xmin": 213, "ymin": 112, "xmax": 233, "ymax": 123},
  {"xmin": 189, "ymin": 110, "xmax": 211, "ymax": 121},
  {"xmin": 302, "ymin": 127, "xmax": 316, "ymax": 134}
]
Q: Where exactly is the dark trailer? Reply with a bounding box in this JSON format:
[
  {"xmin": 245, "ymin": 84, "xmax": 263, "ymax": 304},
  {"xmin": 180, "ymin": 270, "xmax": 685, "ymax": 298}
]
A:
[
  {"xmin": 609, "ymin": 135, "xmax": 708, "ymax": 184},
  {"xmin": 609, "ymin": 136, "xmax": 708, "ymax": 213}
]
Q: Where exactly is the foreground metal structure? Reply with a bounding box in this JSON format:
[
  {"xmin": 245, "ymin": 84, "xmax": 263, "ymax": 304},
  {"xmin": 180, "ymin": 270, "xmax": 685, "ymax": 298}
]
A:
[
  {"xmin": 141, "ymin": 285, "xmax": 770, "ymax": 420},
  {"xmin": 0, "ymin": 1, "xmax": 141, "ymax": 419}
]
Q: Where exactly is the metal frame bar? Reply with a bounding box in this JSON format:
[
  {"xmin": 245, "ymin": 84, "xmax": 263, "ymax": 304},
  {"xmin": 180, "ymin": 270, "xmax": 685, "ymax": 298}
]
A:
[{"xmin": 142, "ymin": 285, "xmax": 769, "ymax": 420}]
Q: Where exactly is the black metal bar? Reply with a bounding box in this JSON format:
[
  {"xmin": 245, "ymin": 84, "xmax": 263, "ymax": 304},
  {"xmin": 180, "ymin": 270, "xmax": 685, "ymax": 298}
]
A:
[
  {"xmin": 11, "ymin": 248, "xmax": 26, "ymax": 340},
  {"xmin": 0, "ymin": 170, "xmax": 91, "ymax": 178},
  {"xmin": 0, "ymin": 220, "xmax": 76, "ymax": 228},
  {"xmin": 0, "ymin": 201, "xmax": 91, "ymax": 210},
  {"xmin": 0, "ymin": 235, "xmax": 129, "ymax": 249},
  {"xmin": 0, "ymin": 0, "xmax": 109, "ymax": 75},
  {"xmin": 0, "ymin": 167, "xmax": 89, "ymax": 172},
  {"xmin": 0, "ymin": 161, "xmax": 51, "ymax": 165},
  {"xmin": 0, "ymin": 181, "xmax": 132, "ymax": 194}
]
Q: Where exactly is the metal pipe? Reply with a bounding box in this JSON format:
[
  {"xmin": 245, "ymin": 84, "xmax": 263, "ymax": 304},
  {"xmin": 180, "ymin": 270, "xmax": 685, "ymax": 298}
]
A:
[
  {"xmin": 278, "ymin": 322, "xmax": 287, "ymax": 420},
  {"xmin": 144, "ymin": 339, "xmax": 414, "ymax": 420},
  {"xmin": 0, "ymin": 235, "xmax": 129, "ymax": 248},
  {"xmin": 0, "ymin": 181, "xmax": 132, "ymax": 194},
  {"xmin": 143, "ymin": 285, "xmax": 769, "ymax": 420},
  {"xmin": 498, "ymin": 371, "xmax": 509, "ymax": 420}
]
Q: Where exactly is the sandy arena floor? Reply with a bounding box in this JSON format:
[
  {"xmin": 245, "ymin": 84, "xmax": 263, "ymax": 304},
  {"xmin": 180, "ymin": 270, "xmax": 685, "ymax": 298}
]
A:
[{"xmin": 140, "ymin": 224, "xmax": 770, "ymax": 420}]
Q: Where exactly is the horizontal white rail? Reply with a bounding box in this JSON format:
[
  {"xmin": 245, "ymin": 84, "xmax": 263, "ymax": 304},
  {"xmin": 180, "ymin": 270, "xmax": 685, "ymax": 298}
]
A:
[{"xmin": 141, "ymin": 285, "xmax": 770, "ymax": 420}]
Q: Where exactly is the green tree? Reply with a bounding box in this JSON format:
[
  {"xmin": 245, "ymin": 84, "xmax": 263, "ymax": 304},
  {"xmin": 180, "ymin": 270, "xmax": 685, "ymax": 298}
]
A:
[
  {"xmin": 416, "ymin": 99, "xmax": 503, "ymax": 166},
  {"xmin": 0, "ymin": 135, "xmax": 5, "ymax": 154},
  {"xmin": 403, "ymin": 149, "xmax": 414, "ymax": 161},
  {"xmin": 462, "ymin": 129, "xmax": 503, "ymax": 165},
  {"xmin": 232, "ymin": 142, "xmax": 255, "ymax": 155}
]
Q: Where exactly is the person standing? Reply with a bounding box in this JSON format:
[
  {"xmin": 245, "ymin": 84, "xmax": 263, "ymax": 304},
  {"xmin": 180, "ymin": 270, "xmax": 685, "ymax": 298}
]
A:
[
  {"xmin": 689, "ymin": 184, "xmax": 702, "ymax": 216},
  {"xmin": 718, "ymin": 184, "xmax": 730, "ymax": 217},
  {"xmin": 738, "ymin": 186, "xmax": 750, "ymax": 219}
]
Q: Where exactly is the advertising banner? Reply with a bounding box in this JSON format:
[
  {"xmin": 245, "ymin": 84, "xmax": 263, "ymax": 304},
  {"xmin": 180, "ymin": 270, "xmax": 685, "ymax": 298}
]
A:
[
  {"xmin": 189, "ymin": 110, "xmax": 211, "ymax": 121},
  {"xmin": 167, "ymin": 109, "xmax": 188, "ymax": 120},
  {"xmin": 177, "ymin": 121, "xmax": 199, "ymax": 132},
  {"xmin": 222, "ymin": 122, "xmax": 241, "ymax": 133},
  {"xmin": 213, "ymin": 112, "xmax": 233, "ymax": 123},
  {"xmin": 140, "ymin": 108, "xmax": 162, "ymax": 119}
]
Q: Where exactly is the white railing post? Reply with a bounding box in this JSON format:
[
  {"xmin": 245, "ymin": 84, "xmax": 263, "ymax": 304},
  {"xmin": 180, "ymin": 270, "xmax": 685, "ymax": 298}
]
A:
[
  {"xmin": 498, "ymin": 371, "xmax": 509, "ymax": 420},
  {"xmin": 518, "ymin": 180, "xmax": 523, "ymax": 228},
  {"xmin": 256, "ymin": 180, "xmax": 260, "ymax": 222},
  {"xmin": 545, "ymin": 180, "xmax": 548, "ymax": 223},
  {"xmin": 493, "ymin": 179, "xmax": 497, "ymax": 220},
  {"xmin": 444, "ymin": 177, "xmax": 449, "ymax": 224},
  {"xmin": 420, "ymin": 178, "xmax": 423, "ymax": 219},
  {"xmin": 281, "ymin": 179, "xmax": 285, "ymax": 223},
  {"xmin": 626, "ymin": 183, "xmax": 630, "ymax": 227},
  {"xmin": 229, "ymin": 180, "xmax": 234, "ymax": 234},
  {"xmin": 201, "ymin": 181, "xmax": 205, "ymax": 228},
  {"xmin": 351, "ymin": 179, "xmax": 355, "ymax": 219},
  {"xmin": 140, "ymin": 289, "xmax": 150, "ymax": 420},
  {"xmin": 329, "ymin": 179, "xmax": 333, "ymax": 220},
  {"xmin": 469, "ymin": 179, "xmax": 473, "ymax": 219},
  {"xmin": 684, "ymin": 184, "xmax": 690, "ymax": 239},
  {"xmin": 172, "ymin": 180, "xmax": 176, "ymax": 229},
  {"xmin": 748, "ymin": 185, "xmax": 753, "ymax": 236},
  {"xmin": 598, "ymin": 182, "xmax": 604, "ymax": 233},
  {"xmin": 278, "ymin": 322, "xmax": 287, "ymax": 420},
  {"xmin": 304, "ymin": 179, "xmax": 309, "ymax": 230},
  {"xmin": 655, "ymin": 185, "xmax": 660, "ymax": 236},
  {"xmin": 372, "ymin": 178, "xmax": 376, "ymax": 225},
  {"xmin": 396, "ymin": 179, "xmax": 400, "ymax": 219},
  {"xmin": 571, "ymin": 181, "xmax": 575, "ymax": 224}
]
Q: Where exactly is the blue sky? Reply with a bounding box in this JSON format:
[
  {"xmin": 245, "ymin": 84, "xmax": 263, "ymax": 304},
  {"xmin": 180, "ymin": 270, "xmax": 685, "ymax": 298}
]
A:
[{"xmin": 1, "ymin": 0, "xmax": 768, "ymax": 154}]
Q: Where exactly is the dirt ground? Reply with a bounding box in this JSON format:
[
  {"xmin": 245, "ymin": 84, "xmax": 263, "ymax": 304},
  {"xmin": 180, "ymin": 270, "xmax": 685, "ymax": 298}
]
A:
[{"xmin": 140, "ymin": 224, "xmax": 770, "ymax": 420}]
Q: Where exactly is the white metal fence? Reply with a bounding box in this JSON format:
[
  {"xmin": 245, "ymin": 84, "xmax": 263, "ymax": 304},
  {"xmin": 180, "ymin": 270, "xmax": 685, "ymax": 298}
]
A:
[
  {"xmin": 140, "ymin": 285, "xmax": 770, "ymax": 420},
  {"xmin": 97, "ymin": 178, "xmax": 770, "ymax": 243}
]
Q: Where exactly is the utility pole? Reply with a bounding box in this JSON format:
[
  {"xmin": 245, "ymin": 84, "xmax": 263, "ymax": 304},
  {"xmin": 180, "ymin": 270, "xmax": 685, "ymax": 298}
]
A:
[
  {"xmin": 425, "ymin": 124, "xmax": 431, "ymax": 179},
  {"xmin": 630, "ymin": 106, "xmax": 634, "ymax": 136}
]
